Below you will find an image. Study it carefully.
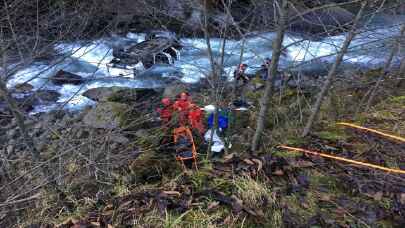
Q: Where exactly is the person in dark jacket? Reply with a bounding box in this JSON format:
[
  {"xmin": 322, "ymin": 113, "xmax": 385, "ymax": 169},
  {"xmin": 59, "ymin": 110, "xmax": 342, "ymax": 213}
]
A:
[
  {"xmin": 233, "ymin": 63, "xmax": 249, "ymax": 84},
  {"xmin": 260, "ymin": 58, "xmax": 272, "ymax": 80}
]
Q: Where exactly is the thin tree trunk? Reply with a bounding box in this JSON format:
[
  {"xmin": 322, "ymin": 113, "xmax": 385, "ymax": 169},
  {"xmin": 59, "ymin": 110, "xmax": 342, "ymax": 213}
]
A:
[
  {"xmin": 251, "ymin": 0, "xmax": 288, "ymax": 152},
  {"xmin": 365, "ymin": 25, "xmax": 405, "ymax": 110},
  {"xmin": 0, "ymin": 36, "xmax": 39, "ymax": 161},
  {"xmin": 0, "ymin": 80, "xmax": 39, "ymax": 161},
  {"xmin": 203, "ymin": 0, "xmax": 230, "ymax": 158},
  {"xmin": 397, "ymin": 56, "xmax": 405, "ymax": 87},
  {"xmin": 302, "ymin": 2, "xmax": 367, "ymax": 137}
]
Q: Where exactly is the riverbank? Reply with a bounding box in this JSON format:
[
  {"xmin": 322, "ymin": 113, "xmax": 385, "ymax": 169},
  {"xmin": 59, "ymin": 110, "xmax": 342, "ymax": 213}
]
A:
[{"xmin": 1, "ymin": 68, "xmax": 404, "ymax": 227}]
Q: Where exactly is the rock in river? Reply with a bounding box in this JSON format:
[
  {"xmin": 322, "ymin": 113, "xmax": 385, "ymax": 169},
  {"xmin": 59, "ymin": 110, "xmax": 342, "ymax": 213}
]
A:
[
  {"xmin": 35, "ymin": 90, "xmax": 61, "ymax": 102},
  {"xmin": 14, "ymin": 83, "xmax": 34, "ymax": 93},
  {"xmin": 51, "ymin": 70, "xmax": 84, "ymax": 85}
]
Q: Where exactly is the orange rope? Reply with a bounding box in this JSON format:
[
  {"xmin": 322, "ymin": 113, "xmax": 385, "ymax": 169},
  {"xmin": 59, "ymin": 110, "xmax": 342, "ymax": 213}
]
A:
[
  {"xmin": 337, "ymin": 122, "xmax": 405, "ymax": 143},
  {"xmin": 279, "ymin": 145, "xmax": 405, "ymax": 174}
]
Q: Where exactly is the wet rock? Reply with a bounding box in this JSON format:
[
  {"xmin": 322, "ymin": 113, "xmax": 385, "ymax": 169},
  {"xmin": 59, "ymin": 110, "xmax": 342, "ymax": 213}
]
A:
[
  {"xmin": 14, "ymin": 83, "xmax": 34, "ymax": 93},
  {"xmin": 82, "ymin": 87, "xmax": 124, "ymax": 102},
  {"xmin": 8, "ymin": 94, "xmax": 37, "ymax": 113},
  {"xmin": 51, "ymin": 70, "xmax": 84, "ymax": 85},
  {"xmin": 289, "ymin": 6, "xmax": 355, "ymax": 35},
  {"xmin": 83, "ymin": 87, "xmax": 162, "ymax": 104},
  {"xmin": 0, "ymin": 102, "xmax": 9, "ymax": 116},
  {"xmin": 108, "ymin": 88, "xmax": 162, "ymax": 104},
  {"xmin": 83, "ymin": 102, "xmax": 130, "ymax": 129},
  {"xmin": 3, "ymin": 89, "xmax": 59, "ymax": 113},
  {"xmin": 35, "ymin": 90, "xmax": 61, "ymax": 102}
]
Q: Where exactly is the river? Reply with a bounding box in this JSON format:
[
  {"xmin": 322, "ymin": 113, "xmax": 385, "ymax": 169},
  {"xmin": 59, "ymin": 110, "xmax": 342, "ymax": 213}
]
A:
[{"xmin": 5, "ymin": 15, "xmax": 405, "ymax": 114}]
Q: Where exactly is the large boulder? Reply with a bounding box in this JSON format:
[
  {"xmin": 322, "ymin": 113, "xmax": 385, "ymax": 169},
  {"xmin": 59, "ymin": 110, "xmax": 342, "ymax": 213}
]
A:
[
  {"xmin": 14, "ymin": 83, "xmax": 34, "ymax": 93},
  {"xmin": 82, "ymin": 87, "xmax": 126, "ymax": 102},
  {"xmin": 0, "ymin": 94, "xmax": 34, "ymax": 114},
  {"xmin": 35, "ymin": 90, "xmax": 61, "ymax": 102},
  {"xmin": 51, "ymin": 70, "xmax": 84, "ymax": 85},
  {"xmin": 108, "ymin": 88, "xmax": 163, "ymax": 103},
  {"xmin": 83, "ymin": 102, "xmax": 130, "ymax": 129},
  {"xmin": 0, "ymin": 102, "xmax": 9, "ymax": 116},
  {"xmin": 289, "ymin": 6, "xmax": 355, "ymax": 35},
  {"xmin": 13, "ymin": 95, "xmax": 37, "ymax": 112},
  {"xmin": 83, "ymin": 87, "xmax": 163, "ymax": 103}
]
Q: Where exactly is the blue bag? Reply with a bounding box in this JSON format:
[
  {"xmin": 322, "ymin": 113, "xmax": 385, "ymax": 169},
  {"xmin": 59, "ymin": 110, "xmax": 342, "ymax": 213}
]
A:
[{"xmin": 208, "ymin": 111, "xmax": 228, "ymax": 130}]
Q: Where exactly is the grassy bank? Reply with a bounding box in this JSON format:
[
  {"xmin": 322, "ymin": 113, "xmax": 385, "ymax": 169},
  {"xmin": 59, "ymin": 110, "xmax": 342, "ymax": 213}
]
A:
[{"xmin": 4, "ymin": 70, "xmax": 405, "ymax": 227}]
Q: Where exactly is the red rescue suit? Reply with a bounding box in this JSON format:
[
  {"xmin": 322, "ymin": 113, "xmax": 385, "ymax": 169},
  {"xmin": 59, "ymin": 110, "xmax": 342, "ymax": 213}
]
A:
[
  {"xmin": 157, "ymin": 98, "xmax": 173, "ymax": 124},
  {"xmin": 173, "ymin": 96, "xmax": 191, "ymax": 127},
  {"xmin": 188, "ymin": 105, "xmax": 205, "ymax": 135}
]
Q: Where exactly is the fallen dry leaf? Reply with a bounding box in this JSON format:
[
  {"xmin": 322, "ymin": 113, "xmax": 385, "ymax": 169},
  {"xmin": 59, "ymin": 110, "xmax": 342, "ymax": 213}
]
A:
[
  {"xmin": 208, "ymin": 201, "xmax": 220, "ymax": 211},
  {"xmin": 373, "ymin": 192, "xmax": 383, "ymax": 201},
  {"xmin": 223, "ymin": 215, "xmax": 232, "ymax": 225},
  {"xmin": 273, "ymin": 170, "xmax": 284, "ymax": 176},
  {"xmin": 243, "ymin": 159, "xmax": 254, "ymax": 165},
  {"xmin": 162, "ymin": 191, "xmax": 181, "ymax": 197},
  {"xmin": 252, "ymin": 158, "xmax": 263, "ymax": 172},
  {"xmin": 102, "ymin": 210, "xmax": 114, "ymax": 216},
  {"xmin": 301, "ymin": 202, "xmax": 310, "ymax": 209},
  {"xmin": 90, "ymin": 222, "xmax": 100, "ymax": 226},
  {"xmin": 319, "ymin": 194, "xmax": 331, "ymax": 201},
  {"xmin": 224, "ymin": 153, "xmax": 236, "ymax": 162},
  {"xmin": 400, "ymin": 193, "xmax": 405, "ymax": 204},
  {"xmin": 57, "ymin": 219, "xmax": 73, "ymax": 227},
  {"xmin": 291, "ymin": 160, "xmax": 315, "ymax": 168},
  {"xmin": 118, "ymin": 201, "xmax": 132, "ymax": 210}
]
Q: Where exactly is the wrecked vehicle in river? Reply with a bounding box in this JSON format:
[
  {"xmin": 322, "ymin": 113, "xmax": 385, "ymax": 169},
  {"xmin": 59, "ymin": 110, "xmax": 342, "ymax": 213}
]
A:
[{"xmin": 107, "ymin": 31, "xmax": 182, "ymax": 78}]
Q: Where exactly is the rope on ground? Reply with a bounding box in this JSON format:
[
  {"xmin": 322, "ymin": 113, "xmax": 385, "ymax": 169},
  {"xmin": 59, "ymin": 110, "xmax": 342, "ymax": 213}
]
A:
[
  {"xmin": 337, "ymin": 122, "xmax": 405, "ymax": 143},
  {"xmin": 279, "ymin": 145, "xmax": 405, "ymax": 175}
]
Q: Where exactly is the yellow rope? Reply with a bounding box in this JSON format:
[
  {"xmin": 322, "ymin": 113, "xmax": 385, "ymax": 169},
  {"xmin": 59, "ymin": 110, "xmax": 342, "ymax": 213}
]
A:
[
  {"xmin": 279, "ymin": 145, "xmax": 405, "ymax": 174},
  {"xmin": 337, "ymin": 122, "xmax": 405, "ymax": 143}
]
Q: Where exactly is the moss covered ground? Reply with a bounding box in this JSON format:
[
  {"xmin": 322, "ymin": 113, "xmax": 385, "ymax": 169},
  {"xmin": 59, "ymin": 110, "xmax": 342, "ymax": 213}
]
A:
[{"xmin": 17, "ymin": 70, "xmax": 405, "ymax": 227}]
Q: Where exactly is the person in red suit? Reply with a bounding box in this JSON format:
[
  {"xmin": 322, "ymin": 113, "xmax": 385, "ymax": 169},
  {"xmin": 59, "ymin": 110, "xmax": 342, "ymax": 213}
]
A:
[
  {"xmin": 157, "ymin": 97, "xmax": 173, "ymax": 124},
  {"xmin": 188, "ymin": 104, "xmax": 205, "ymax": 135},
  {"xmin": 173, "ymin": 92, "xmax": 192, "ymax": 127}
]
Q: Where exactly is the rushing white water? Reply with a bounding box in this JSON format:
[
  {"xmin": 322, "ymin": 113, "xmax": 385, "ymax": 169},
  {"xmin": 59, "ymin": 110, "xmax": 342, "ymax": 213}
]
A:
[
  {"xmin": 162, "ymin": 52, "xmax": 174, "ymax": 65},
  {"xmin": 171, "ymin": 47, "xmax": 181, "ymax": 61},
  {"xmin": 6, "ymin": 15, "xmax": 405, "ymax": 113}
]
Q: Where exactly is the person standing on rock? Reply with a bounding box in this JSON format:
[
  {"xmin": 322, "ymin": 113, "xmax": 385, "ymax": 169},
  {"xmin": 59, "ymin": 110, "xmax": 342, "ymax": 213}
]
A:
[
  {"xmin": 233, "ymin": 64, "xmax": 249, "ymax": 101},
  {"xmin": 261, "ymin": 58, "xmax": 272, "ymax": 80},
  {"xmin": 234, "ymin": 64, "xmax": 249, "ymax": 84}
]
